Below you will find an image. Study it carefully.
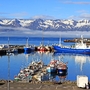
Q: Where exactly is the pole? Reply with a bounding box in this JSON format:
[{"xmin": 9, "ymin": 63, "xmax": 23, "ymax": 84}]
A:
[
  {"xmin": 7, "ymin": 37, "xmax": 10, "ymax": 90},
  {"xmin": 7, "ymin": 53, "xmax": 10, "ymax": 90}
]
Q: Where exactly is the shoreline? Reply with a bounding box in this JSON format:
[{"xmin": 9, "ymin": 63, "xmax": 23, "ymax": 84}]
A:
[{"xmin": 0, "ymin": 80, "xmax": 88, "ymax": 90}]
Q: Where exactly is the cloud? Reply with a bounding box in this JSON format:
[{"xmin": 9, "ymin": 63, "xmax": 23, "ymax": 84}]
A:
[
  {"xmin": 68, "ymin": 15, "xmax": 77, "ymax": 20},
  {"xmin": 79, "ymin": 13, "xmax": 90, "ymax": 19},
  {"xmin": 0, "ymin": 12, "xmax": 9, "ymax": 14},
  {"xmin": 64, "ymin": 1, "xmax": 90, "ymax": 5},
  {"xmin": 0, "ymin": 12, "xmax": 29, "ymax": 19},
  {"xmin": 68, "ymin": 10, "xmax": 90, "ymax": 20},
  {"xmin": 9, "ymin": 12, "xmax": 29, "ymax": 19},
  {"xmin": 31, "ymin": 15, "xmax": 55, "ymax": 20},
  {"xmin": 0, "ymin": 26, "xmax": 90, "ymax": 38},
  {"xmin": 77, "ymin": 10, "xmax": 88, "ymax": 13}
]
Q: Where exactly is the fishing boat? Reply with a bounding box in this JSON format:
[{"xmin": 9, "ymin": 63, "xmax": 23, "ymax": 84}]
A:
[
  {"xmin": 53, "ymin": 35, "xmax": 90, "ymax": 54},
  {"xmin": 57, "ymin": 60, "xmax": 68, "ymax": 75},
  {"xmin": 24, "ymin": 38, "xmax": 35, "ymax": 53},
  {"xmin": 37, "ymin": 43, "xmax": 47, "ymax": 51},
  {"xmin": 46, "ymin": 60, "xmax": 57, "ymax": 73}
]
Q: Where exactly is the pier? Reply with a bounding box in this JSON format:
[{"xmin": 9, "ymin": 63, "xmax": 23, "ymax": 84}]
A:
[
  {"xmin": 0, "ymin": 45, "xmax": 54, "ymax": 56},
  {"xmin": 0, "ymin": 45, "xmax": 24, "ymax": 56}
]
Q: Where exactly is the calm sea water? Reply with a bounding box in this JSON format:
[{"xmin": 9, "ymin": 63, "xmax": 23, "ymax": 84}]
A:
[{"xmin": 0, "ymin": 37, "xmax": 90, "ymax": 81}]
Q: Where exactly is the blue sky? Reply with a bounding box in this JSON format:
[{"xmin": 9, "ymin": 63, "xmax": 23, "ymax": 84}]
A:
[{"xmin": 0, "ymin": 0, "xmax": 90, "ymax": 20}]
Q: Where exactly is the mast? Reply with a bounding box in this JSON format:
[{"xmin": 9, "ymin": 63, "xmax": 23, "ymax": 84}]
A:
[
  {"xmin": 59, "ymin": 34, "xmax": 61, "ymax": 46},
  {"xmin": 80, "ymin": 35, "xmax": 84, "ymax": 44},
  {"xmin": 41, "ymin": 28, "xmax": 44, "ymax": 46},
  {"xmin": 7, "ymin": 54, "xmax": 10, "ymax": 90},
  {"xmin": 26, "ymin": 37, "xmax": 29, "ymax": 47},
  {"xmin": 7, "ymin": 37, "xmax": 10, "ymax": 51}
]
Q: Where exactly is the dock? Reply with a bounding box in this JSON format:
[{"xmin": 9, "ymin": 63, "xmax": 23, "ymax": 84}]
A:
[
  {"xmin": 0, "ymin": 45, "xmax": 54, "ymax": 56},
  {"xmin": 64, "ymin": 38, "xmax": 90, "ymax": 45},
  {"xmin": 0, "ymin": 45, "xmax": 24, "ymax": 56}
]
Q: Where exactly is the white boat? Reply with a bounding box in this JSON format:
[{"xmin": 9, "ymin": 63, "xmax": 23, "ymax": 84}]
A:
[{"xmin": 0, "ymin": 44, "xmax": 9, "ymax": 49}]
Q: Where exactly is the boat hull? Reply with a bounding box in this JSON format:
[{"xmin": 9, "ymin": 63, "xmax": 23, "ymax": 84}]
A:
[
  {"xmin": 47, "ymin": 67, "xmax": 57, "ymax": 73},
  {"xmin": 24, "ymin": 47, "xmax": 31, "ymax": 53},
  {"xmin": 53, "ymin": 46, "xmax": 90, "ymax": 54},
  {"xmin": 57, "ymin": 69, "xmax": 67, "ymax": 75}
]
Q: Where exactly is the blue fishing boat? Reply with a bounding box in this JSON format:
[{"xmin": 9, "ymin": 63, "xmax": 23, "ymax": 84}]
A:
[
  {"xmin": 24, "ymin": 38, "xmax": 35, "ymax": 53},
  {"xmin": 53, "ymin": 35, "xmax": 90, "ymax": 54}
]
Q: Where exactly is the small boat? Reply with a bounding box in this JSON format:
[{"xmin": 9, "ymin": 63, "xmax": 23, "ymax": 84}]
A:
[
  {"xmin": 56, "ymin": 59, "xmax": 68, "ymax": 75},
  {"xmin": 0, "ymin": 44, "xmax": 9, "ymax": 49},
  {"xmin": 46, "ymin": 60, "xmax": 57, "ymax": 73},
  {"xmin": 53, "ymin": 35, "xmax": 90, "ymax": 54}
]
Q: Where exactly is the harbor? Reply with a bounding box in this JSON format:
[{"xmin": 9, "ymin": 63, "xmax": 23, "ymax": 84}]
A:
[
  {"xmin": 0, "ymin": 36, "xmax": 90, "ymax": 90},
  {"xmin": 0, "ymin": 0, "xmax": 90, "ymax": 89},
  {"xmin": 64, "ymin": 38, "xmax": 90, "ymax": 45},
  {"xmin": 0, "ymin": 45, "xmax": 54, "ymax": 56}
]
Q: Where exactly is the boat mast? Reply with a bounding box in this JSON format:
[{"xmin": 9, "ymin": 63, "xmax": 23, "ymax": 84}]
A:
[
  {"xmin": 59, "ymin": 34, "xmax": 61, "ymax": 46},
  {"xmin": 8, "ymin": 37, "xmax": 10, "ymax": 49},
  {"xmin": 41, "ymin": 28, "xmax": 44, "ymax": 45},
  {"xmin": 26, "ymin": 37, "xmax": 29, "ymax": 47},
  {"xmin": 80, "ymin": 35, "xmax": 84, "ymax": 44}
]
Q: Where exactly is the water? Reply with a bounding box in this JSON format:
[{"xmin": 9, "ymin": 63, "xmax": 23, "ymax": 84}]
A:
[{"xmin": 0, "ymin": 36, "xmax": 90, "ymax": 81}]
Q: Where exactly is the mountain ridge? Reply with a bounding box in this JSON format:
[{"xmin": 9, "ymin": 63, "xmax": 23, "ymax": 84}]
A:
[{"xmin": 0, "ymin": 18, "xmax": 90, "ymax": 31}]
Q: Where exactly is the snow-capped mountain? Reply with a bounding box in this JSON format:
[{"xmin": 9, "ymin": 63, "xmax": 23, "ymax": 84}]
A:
[{"xmin": 0, "ymin": 18, "xmax": 90, "ymax": 31}]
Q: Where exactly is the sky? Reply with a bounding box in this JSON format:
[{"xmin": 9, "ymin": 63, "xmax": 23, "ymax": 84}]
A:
[{"xmin": 0, "ymin": 0, "xmax": 90, "ymax": 20}]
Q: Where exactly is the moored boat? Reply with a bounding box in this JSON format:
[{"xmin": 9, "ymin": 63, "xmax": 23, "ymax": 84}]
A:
[
  {"xmin": 46, "ymin": 60, "xmax": 57, "ymax": 73},
  {"xmin": 53, "ymin": 35, "xmax": 90, "ymax": 54},
  {"xmin": 24, "ymin": 38, "xmax": 35, "ymax": 53},
  {"xmin": 57, "ymin": 61, "xmax": 68, "ymax": 75},
  {"xmin": 46, "ymin": 59, "xmax": 68, "ymax": 75},
  {"xmin": 37, "ymin": 43, "xmax": 47, "ymax": 51},
  {"xmin": 0, "ymin": 44, "xmax": 9, "ymax": 49}
]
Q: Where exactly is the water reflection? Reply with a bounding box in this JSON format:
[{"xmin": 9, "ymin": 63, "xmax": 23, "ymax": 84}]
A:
[
  {"xmin": 75, "ymin": 55, "xmax": 86, "ymax": 72},
  {"xmin": 14, "ymin": 51, "xmax": 68, "ymax": 83},
  {"xmin": 53, "ymin": 52, "xmax": 90, "ymax": 81},
  {"xmin": 0, "ymin": 51, "xmax": 90, "ymax": 81}
]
